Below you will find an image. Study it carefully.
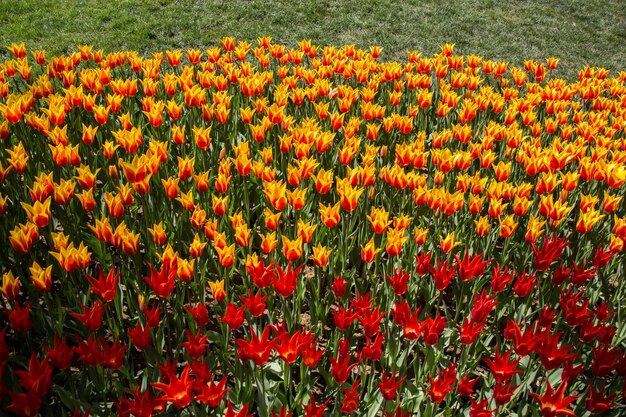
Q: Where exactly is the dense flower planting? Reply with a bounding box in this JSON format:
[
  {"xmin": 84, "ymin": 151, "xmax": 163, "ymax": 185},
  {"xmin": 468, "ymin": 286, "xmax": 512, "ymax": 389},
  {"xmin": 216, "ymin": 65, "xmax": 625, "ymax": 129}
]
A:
[{"xmin": 0, "ymin": 39, "xmax": 625, "ymax": 417}]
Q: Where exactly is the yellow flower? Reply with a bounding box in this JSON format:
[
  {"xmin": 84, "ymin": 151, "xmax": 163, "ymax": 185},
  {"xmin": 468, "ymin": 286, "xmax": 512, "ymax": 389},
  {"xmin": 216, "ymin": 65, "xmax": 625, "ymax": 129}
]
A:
[
  {"xmin": 361, "ymin": 237, "xmax": 382, "ymax": 263},
  {"xmin": 440, "ymin": 232, "xmax": 461, "ymax": 253},
  {"xmin": 208, "ymin": 279, "xmax": 226, "ymax": 302},
  {"xmin": 1, "ymin": 271, "xmax": 20, "ymax": 299},
  {"xmin": 29, "ymin": 261, "xmax": 53, "ymax": 293}
]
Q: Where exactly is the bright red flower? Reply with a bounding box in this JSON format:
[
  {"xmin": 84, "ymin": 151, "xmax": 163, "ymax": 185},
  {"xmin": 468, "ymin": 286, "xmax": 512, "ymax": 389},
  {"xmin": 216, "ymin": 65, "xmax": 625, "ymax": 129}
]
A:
[
  {"xmin": 400, "ymin": 306, "xmax": 422, "ymax": 340},
  {"xmin": 101, "ymin": 337, "xmax": 126, "ymax": 369},
  {"xmin": 45, "ymin": 334, "xmax": 73, "ymax": 369},
  {"xmin": 181, "ymin": 329, "xmax": 209, "ymax": 360},
  {"xmin": 144, "ymin": 304, "xmax": 162, "ymax": 327},
  {"xmin": 331, "ymin": 276, "xmax": 348, "ymax": 298},
  {"xmin": 236, "ymin": 325, "xmax": 275, "ymax": 366},
  {"xmin": 239, "ymin": 290, "xmax": 267, "ymax": 317},
  {"xmin": 493, "ymin": 380, "xmax": 518, "ymax": 405},
  {"xmin": 333, "ymin": 305, "xmax": 356, "ymax": 330},
  {"xmin": 570, "ymin": 260, "xmax": 596, "ymax": 285},
  {"xmin": 471, "ymin": 288, "xmax": 499, "ymax": 322},
  {"xmin": 455, "ymin": 250, "xmax": 489, "ymax": 282},
  {"xmin": 73, "ymin": 335, "xmax": 102, "ymax": 366},
  {"xmin": 221, "ymin": 303, "xmax": 245, "ymax": 330},
  {"xmin": 152, "ymin": 364, "xmax": 194, "ymax": 409},
  {"xmin": 360, "ymin": 332, "xmax": 385, "ymax": 362},
  {"xmin": 358, "ymin": 305, "xmax": 385, "ymax": 337},
  {"xmin": 484, "ymin": 348, "xmax": 521, "ymax": 383},
  {"xmin": 458, "ymin": 318, "xmax": 484, "ymax": 345},
  {"xmin": 422, "ymin": 314, "xmax": 447, "ymax": 345},
  {"xmin": 185, "ymin": 303, "xmax": 210, "ymax": 327},
  {"xmin": 504, "ymin": 320, "xmax": 543, "ymax": 357},
  {"xmin": 535, "ymin": 332, "xmax": 579, "ymax": 371},
  {"xmin": 143, "ymin": 262, "xmax": 176, "ymax": 298},
  {"xmin": 196, "ymin": 377, "xmax": 229, "ymax": 408},
  {"xmin": 225, "ymin": 401, "xmax": 253, "ymax": 417},
  {"xmin": 491, "ymin": 264, "xmax": 513, "ymax": 293},
  {"xmin": 591, "ymin": 343, "xmax": 622, "ymax": 377},
  {"xmin": 85, "ymin": 265, "xmax": 119, "ymax": 302},
  {"xmin": 415, "ymin": 252, "xmax": 432, "ymax": 275},
  {"xmin": 378, "ymin": 371, "xmax": 406, "ymax": 400},
  {"xmin": 330, "ymin": 353, "xmax": 357, "ymax": 383},
  {"xmin": 340, "ymin": 379, "xmax": 362, "ymax": 414},
  {"xmin": 430, "ymin": 259, "xmax": 456, "ymax": 290},
  {"xmin": 428, "ymin": 363, "xmax": 457, "ymax": 403},
  {"xmin": 529, "ymin": 381, "xmax": 578, "ymax": 417},
  {"xmin": 552, "ymin": 263, "xmax": 571, "ymax": 285},
  {"xmin": 14, "ymin": 353, "xmax": 52, "ymax": 397},
  {"xmin": 559, "ymin": 287, "xmax": 592, "ymax": 327},
  {"xmin": 274, "ymin": 330, "xmax": 306, "ymax": 364},
  {"xmin": 129, "ymin": 322, "xmax": 152, "ymax": 351},
  {"xmin": 470, "ymin": 398, "xmax": 497, "ymax": 417},
  {"xmin": 6, "ymin": 302, "xmax": 32, "ymax": 333},
  {"xmin": 457, "ymin": 373, "xmax": 477, "ymax": 397},
  {"xmin": 70, "ymin": 300, "xmax": 104, "ymax": 331},
  {"xmin": 272, "ymin": 262, "xmax": 304, "ymax": 297},
  {"xmin": 593, "ymin": 244, "xmax": 614, "ymax": 269},
  {"xmin": 385, "ymin": 268, "xmax": 410, "ymax": 295},
  {"xmin": 512, "ymin": 270, "xmax": 537, "ymax": 297},
  {"xmin": 586, "ymin": 384, "xmax": 617, "ymax": 413},
  {"xmin": 302, "ymin": 393, "xmax": 329, "ymax": 417},
  {"xmin": 4, "ymin": 391, "xmax": 41, "ymax": 417},
  {"xmin": 116, "ymin": 385, "xmax": 161, "ymax": 417},
  {"xmin": 301, "ymin": 341, "xmax": 324, "ymax": 368},
  {"xmin": 532, "ymin": 234, "xmax": 569, "ymax": 271}
]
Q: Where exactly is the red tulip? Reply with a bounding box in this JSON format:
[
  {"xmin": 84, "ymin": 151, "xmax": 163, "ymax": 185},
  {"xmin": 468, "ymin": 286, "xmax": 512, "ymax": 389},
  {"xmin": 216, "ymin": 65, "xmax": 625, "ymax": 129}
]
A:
[
  {"xmin": 151, "ymin": 364, "xmax": 194, "ymax": 408},
  {"xmin": 529, "ymin": 381, "xmax": 577, "ymax": 417}
]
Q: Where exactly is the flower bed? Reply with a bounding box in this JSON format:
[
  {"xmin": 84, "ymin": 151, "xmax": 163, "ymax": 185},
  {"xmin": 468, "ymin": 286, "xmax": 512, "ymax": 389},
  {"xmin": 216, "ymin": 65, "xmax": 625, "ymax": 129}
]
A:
[{"xmin": 0, "ymin": 39, "xmax": 625, "ymax": 416}]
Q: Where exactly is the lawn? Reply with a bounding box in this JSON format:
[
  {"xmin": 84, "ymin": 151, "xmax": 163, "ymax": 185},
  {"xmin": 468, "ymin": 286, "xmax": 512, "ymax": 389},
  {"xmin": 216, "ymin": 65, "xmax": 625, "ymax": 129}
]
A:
[{"xmin": 0, "ymin": 0, "xmax": 624, "ymax": 79}]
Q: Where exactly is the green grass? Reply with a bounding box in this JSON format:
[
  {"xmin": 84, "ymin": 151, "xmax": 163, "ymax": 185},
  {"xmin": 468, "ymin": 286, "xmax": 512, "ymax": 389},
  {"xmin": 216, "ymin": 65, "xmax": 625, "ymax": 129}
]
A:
[{"xmin": 0, "ymin": 0, "xmax": 624, "ymax": 79}]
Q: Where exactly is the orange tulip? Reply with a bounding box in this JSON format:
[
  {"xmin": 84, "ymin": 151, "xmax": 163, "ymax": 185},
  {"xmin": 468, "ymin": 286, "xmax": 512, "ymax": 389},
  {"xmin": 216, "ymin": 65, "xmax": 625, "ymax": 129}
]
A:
[
  {"xmin": 235, "ymin": 223, "xmax": 251, "ymax": 247},
  {"xmin": 474, "ymin": 216, "xmax": 490, "ymax": 237},
  {"xmin": 338, "ymin": 182, "xmax": 364, "ymax": 212},
  {"xmin": 297, "ymin": 220, "xmax": 317, "ymax": 244},
  {"xmin": 367, "ymin": 207, "xmax": 392, "ymax": 234},
  {"xmin": 260, "ymin": 231, "xmax": 278, "ymax": 254},
  {"xmin": 208, "ymin": 279, "xmax": 226, "ymax": 302},
  {"xmin": 50, "ymin": 242, "xmax": 91, "ymax": 272},
  {"xmin": 525, "ymin": 215, "xmax": 545, "ymax": 243},
  {"xmin": 386, "ymin": 228, "xmax": 408, "ymax": 257},
  {"xmin": 282, "ymin": 235, "xmax": 303, "ymax": 262},
  {"xmin": 215, "ymin": 243, "xmax": 235, "ymax": 268},
  {"xmin": 9, "ymin": 222, "xmax": 39, "ymax": 254},
  {"xmin": 1, "ymin": 271, "xmax": 20, "ymax": 299},
  {"xmin": 499, "ymin": 215, "xmax": 518, "ymax": 238},
  {"xmin": 312, "ymin": 243, "xmax": 332, "ymax": 267},
  {"xmin": 361, "ymin": 237, "xmax": 382, "ymax": 263},
  {"xmin": 20, "ymin": 197, "xmax": 52, "ymax": 228},
  {"xmin": 413, "ymin": 227, "xmax": 429, "ymax": 245},
  {"xmin": 319, "ymin": 202, "xmax": 341, "ymax": 228},
  {"xmin": 76, "ymin": 189, "xmax": 96, "ymax": 212},
  {"xmin": 440, "ymin": 232, "xmax": 461, "ymax": 253},
  {"xmin": 287, "ymin": 188, "xmax": 307, "ymax": 211},
  {"xmin": 29, "ymin": 261, "xmax": 53, "ymax": 293},
  {"xmin": 576, "ymin": 209, "xmax": 604, "ymax": 234},
  {"xmin": 148, "ymin": 222, "xmax": 167, "ymax": 246},
  {"xmin": 264, "ymin": 180, "xmax": 288, "ymax": 211},
  {"xmin": 177, "ymin": 258, "xmax": 195, "ymax": 282}
]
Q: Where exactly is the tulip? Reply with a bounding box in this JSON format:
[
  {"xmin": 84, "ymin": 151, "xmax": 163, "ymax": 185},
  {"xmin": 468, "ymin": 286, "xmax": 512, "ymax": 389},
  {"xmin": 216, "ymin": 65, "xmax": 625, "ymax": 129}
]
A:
[
  {"xmin": 281, "ymin": 235, "xmax": 303, "ymax": 262},
  {"xmin": 361, "ymin": 238, "xmax": 381, "ymax": 263}
]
